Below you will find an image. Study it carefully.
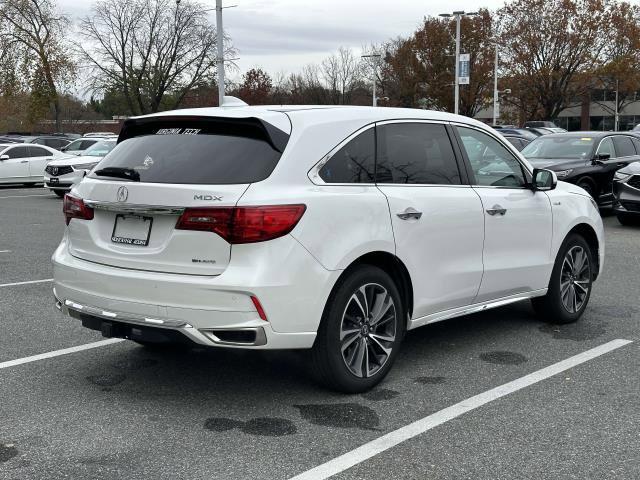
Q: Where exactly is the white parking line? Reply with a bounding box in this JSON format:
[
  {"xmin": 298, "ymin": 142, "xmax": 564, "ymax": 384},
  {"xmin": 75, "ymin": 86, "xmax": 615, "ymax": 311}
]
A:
[
  {"xmin": 0, "ymin": 194, "xmax": 52, "ymax": 199},
  {"xmin": 0, "ymin": 278, "xmax": 53, "ymax": 288},
  {"xmin": 290, "ymin": 338, "xmax": 633, "ymax": 480},
  {"xmin": 0, "ymin": 250, "xmax": 11, "ymax": 253},
  {"xmin": 0, "ymin": 339, "xmax": 125, "ymax": 371}
]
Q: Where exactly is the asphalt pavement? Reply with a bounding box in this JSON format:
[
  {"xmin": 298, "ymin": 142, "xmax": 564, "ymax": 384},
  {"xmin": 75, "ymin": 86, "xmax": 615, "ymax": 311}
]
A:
[{"xmin": 0, "ymin": 185, "xmax": 638, "ymax": 480}]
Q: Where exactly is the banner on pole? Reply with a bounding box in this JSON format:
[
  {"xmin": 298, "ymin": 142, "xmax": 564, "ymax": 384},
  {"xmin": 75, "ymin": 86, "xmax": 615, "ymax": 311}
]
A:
[{"xmin": 458, "ymin": 54, "xmax": 470, "ymax": 85}]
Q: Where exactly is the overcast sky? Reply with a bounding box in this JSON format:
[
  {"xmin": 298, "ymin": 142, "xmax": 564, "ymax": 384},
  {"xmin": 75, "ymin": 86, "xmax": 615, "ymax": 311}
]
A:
[{"xmin": 58, "ymin": 0, "xmax": 506, "ymax": 82}]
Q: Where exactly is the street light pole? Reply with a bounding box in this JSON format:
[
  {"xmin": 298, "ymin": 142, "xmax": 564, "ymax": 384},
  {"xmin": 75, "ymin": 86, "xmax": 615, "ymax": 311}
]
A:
[
  {"xmin": 362, "ymin": 53, "xmax": 382, "ymax": 107},
  {"xmin": 493, "ymin": 44, "xmax": 498, "ymax": 125},
  {"xmin": 216, "ymin": 0, "xmax": 225, "ymax": 107},
  {"xmin": 454, "ymin": 14, "xmax": 461, "ymax": 115},
  {"xmin": 439, "ymin": 11, "xmax": 477, "ymax": 115}
]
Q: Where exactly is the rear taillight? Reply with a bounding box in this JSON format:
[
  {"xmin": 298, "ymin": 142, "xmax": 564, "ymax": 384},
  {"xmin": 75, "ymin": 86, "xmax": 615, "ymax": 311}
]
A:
[
  {"xmin": 176, "ymin": 205, "xmax": 306, "ymax": 244},
  {"xmin": 63, "ymin": 194, "xmax": 94, "ymax": 225}
]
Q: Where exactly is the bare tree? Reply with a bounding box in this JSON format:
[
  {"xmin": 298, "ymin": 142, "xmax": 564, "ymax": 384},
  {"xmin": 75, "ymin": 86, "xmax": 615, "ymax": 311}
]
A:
[
  {"xmin": 0, "ymin": 0, "xmax": 75, "ymax": 130},
  {"xmin": 78, "ymin": 0, "xmax": 230, "ymax": 115}
]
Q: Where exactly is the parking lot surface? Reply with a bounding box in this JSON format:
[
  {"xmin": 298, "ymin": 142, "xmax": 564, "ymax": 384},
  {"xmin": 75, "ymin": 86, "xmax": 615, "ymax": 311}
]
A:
[{"xmin": 1, "ymin": 185, "xmax": 638, "ymax": 480}]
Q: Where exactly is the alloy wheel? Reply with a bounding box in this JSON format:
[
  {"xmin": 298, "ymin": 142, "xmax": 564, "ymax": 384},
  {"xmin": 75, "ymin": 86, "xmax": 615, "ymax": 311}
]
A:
[
  {"xmin": 560, "ymin": 245, "xmax": 590, "ymax": 314},
  {"xmin": 339, "ymin": 283, "xmax": 397, "ymax": 378}
]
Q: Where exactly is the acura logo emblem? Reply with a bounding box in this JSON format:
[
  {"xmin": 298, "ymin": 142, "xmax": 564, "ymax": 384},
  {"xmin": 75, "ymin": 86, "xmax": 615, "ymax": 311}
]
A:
[
  {"xmin": 52, "ymin": 167, "xmax": 58, "ymax": 176},
  {"xmin": 116, "ymin": 186, "xmax": 128, "ymax": 202}
]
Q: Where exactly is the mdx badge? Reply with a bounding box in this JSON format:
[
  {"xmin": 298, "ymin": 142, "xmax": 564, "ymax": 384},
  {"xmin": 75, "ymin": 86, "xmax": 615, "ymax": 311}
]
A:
[
  {"xmin": 194, "ymin": 195, "xmax": 223, "ymax": 201},
  {"xmin": 117, "ymin": 186, "xmax": 129, "ymax": 202}
]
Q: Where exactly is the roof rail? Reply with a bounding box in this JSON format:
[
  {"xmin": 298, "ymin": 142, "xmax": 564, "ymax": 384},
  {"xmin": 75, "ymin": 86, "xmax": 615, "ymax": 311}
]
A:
[{"xmin": 221, "ymin": 96, "xmax": 249, "ymax": 108}]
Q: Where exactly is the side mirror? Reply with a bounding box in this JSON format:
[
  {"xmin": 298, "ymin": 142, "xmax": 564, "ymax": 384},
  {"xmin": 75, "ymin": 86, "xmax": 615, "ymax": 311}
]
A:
[
  {"xmin": 0, "ymin": 154, "xmax": 9, "ymax": 161},
  {"xmin": 532, "ymin": 168, "xmax": 557, "ymax": 191},
  {"xmin": 593, "ymin": 153, "xmax": 610, "ymax": 164}
]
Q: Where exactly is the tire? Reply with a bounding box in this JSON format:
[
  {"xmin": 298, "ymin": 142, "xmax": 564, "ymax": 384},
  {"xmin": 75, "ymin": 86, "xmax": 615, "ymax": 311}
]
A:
[
  {"xmin": 310, "ymin": 265, "xmax": 405, "ymax": 393},
  {"xmin": 54, "ymin": 190, "xmax": 66, "ymax": 198},
  {"xmin": 576, "ymin": 178, "xmax": 595, "ymax": 198},
  {"xmin": 617, "ymin": 213, "xmax": 640, "ymax": 226},
  {"xmin": 532, "ymin": 234, "xmax": 593, "ymax": 324}
]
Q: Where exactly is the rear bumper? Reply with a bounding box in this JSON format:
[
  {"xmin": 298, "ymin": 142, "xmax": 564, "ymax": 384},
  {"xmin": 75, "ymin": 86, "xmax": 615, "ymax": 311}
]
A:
[{"xmin": 52, "ymin": 233, "xmax": 340, "ymax": 349}]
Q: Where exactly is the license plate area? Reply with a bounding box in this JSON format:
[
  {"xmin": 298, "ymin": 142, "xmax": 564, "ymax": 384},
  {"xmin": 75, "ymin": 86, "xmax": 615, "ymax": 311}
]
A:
[
  {"xmin": 111, "ymin": 214, "xmax": 153, "ymax": 246},
  {"xmin": 49, "ymin": 177, "xmax": 59, "ymax": 184}
]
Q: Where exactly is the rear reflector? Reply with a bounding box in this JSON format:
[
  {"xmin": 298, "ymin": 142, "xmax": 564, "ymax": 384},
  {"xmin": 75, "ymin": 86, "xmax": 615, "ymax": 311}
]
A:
[
  {"xmin": 250, "ymin": 295, "xmax": 268, "ymax": 322},
  {"xmin": 176, "ymin": 204, "xmax": 306, "ymax": 244},
  {"xmin": 63, "ymin": 194, "xmax": 94, "ymax": 225}
]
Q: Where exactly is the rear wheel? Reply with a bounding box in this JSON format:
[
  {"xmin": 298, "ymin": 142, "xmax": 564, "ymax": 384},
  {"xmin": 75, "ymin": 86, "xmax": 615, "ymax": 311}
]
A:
[
  {"xmin": 617, "ymin": 213, "xmax": 639, "ymax": 226},
  {"xmin": 532, "ymin": 234, "xmax": 593, "ymax": 324},
  {"xmin": 310, "ymin": 265, "xmax": 405, "ymax": 393}
]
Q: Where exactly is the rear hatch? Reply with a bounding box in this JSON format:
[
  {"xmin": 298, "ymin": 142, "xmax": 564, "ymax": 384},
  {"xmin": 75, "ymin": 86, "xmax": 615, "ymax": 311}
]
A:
[{"xmin": 66, "ymin": 114, "xmax": 290, "ymax": 276}]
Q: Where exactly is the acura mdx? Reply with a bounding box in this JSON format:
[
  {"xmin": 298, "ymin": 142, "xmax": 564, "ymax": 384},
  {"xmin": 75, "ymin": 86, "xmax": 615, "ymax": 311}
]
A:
[{"xmin": 53, "ymin": 105, "xmax": 604, "ymax": 392}]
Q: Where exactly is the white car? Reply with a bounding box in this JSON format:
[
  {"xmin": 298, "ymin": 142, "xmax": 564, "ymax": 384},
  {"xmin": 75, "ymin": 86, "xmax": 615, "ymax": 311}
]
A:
[
  {"xmin": 60, "ymin": 137, "xmax": 112, "ymax": 156},
  {"xmin": 44, "ymin": 139, "xmax": 117, "ymax": 197},
  {"xmin": 53, "ymin": 105, "xmax": 604, "ymax": 392},
  {"xmin": 0, "ymin": 143, "xmax": 68, "ymax": 185}
]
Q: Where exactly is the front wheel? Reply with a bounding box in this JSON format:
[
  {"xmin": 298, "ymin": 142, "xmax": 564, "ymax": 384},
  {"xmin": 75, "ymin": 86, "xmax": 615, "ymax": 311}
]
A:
[
  {"xmin": 532, "ymin": 234, "xmax": 593, "ymax": 324},
  {"xmin": 576, "ymin": 178, "xmax": 596, "ymax": 199},
  {"xmin": 53, "ymin": 190, "xmax": 66, "ymax": 198},
  {"xmin": 310, "ymin": 265, "xmax": 405, "ymax": 393}
]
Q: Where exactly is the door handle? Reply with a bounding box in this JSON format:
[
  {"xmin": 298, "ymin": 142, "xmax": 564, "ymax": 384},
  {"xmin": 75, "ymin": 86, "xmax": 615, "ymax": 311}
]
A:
[
  {"xmin": 396, "ymin": 207, "xmax": 423, "ymax": 220},
  {"xmin": 20, "ymin": 160, "xmax": 28, "ymax": 163},
  {"xmin": 486, "ymin": 204, "xmax": 507, "ymax": 216}
]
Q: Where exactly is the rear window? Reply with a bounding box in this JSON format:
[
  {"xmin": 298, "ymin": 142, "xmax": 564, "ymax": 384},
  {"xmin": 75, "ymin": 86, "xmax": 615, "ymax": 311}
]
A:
[{"xmin": 90, "ymin": 119, "xmax": 285, "ymax": 185}]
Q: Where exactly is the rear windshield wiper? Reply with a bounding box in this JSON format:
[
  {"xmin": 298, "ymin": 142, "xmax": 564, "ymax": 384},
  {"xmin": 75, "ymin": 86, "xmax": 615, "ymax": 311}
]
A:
[{"xmin": 93, "ymin": 167, "xmax": 140, "ymax": 182}]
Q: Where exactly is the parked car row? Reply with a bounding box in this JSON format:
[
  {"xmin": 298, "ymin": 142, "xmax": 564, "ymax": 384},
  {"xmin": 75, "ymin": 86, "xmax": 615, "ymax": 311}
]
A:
[
  {"xmin": 491, "ymin": 124, "xmax": 640, "ymax": 225},
  {"xmin": 0, "ymin": 133, "xmax": 117, "ymax": 187}
]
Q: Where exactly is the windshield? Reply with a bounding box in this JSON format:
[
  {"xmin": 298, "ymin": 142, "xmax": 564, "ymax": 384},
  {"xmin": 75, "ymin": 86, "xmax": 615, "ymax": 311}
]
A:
[
  {"xmin": 521, "ymin": 136, "xmax": 595, "ymax": 160},
  {"xmin": 84, "ymin": 140, "xmax": 116, "ymax": 157},
  {"xmin": 66, "ymin": 139, "xmax": 84, "ymax": 150}
]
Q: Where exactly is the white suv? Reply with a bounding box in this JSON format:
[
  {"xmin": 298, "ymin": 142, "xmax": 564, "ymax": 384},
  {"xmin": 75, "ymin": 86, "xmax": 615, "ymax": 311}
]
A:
[{"xmin": 53, "ymin": 106, "xmax": 604, "ymax": 392}]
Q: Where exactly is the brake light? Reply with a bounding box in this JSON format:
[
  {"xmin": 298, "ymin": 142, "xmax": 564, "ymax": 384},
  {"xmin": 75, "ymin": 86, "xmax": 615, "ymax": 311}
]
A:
[
  {"xmin": 176, "ymin": 205, "xmax": 306, "ymax": 244},
  {"xmin": 63, "ymin": 194, "xmax": 94, "ymax": 225}
]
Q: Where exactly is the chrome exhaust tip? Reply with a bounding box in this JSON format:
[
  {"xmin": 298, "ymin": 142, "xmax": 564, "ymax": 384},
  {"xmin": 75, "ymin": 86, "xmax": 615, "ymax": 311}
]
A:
[{"xmin": 201, "ymin": 327, "xmax": 267, "ymax": 347}]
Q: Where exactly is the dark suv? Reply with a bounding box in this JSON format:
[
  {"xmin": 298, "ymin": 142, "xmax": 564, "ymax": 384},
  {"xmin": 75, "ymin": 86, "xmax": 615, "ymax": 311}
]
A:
[{"xmin": 521, "ymin": 132, "xmax": 640, "ymax": 205}]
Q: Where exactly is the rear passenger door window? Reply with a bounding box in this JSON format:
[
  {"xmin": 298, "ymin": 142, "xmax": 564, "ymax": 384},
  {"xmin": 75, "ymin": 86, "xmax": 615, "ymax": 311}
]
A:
[
  {"xmin": 318, "ymin": 128, "xmax": 375, "ymax": 183},
  {"xmin": 375, "ymin": 123, "xmax": 461, "ymax": 185},
  {"xmin": 612, "ymin": 136, "xmax": 636, "ymax": 158},
  {"xmin": 456, "ymin": 127, "xmax": 527, "ymax": 188},
  {"xmin": 29, "ymin": 146, "xmax": 50, "ymax": 157}
]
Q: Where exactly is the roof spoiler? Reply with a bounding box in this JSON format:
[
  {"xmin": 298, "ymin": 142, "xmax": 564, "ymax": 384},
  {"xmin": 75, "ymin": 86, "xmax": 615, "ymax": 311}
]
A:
[{"xmin": 118, "ymin": 115, "xmax": 289, "ymax": 153}]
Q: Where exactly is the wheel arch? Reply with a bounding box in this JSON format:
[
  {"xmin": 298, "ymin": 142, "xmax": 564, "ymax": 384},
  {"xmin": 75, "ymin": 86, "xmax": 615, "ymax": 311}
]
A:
[
  {"xmin": 336, "ymin": 251, "xmax": 414, "ymax": 321},
  {"xmin": 566, "ymin": 223, "xmax": 600, "ymax": 280}
]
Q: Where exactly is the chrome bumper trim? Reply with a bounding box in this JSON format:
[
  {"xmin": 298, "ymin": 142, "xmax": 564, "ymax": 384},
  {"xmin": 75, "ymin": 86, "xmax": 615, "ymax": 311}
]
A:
[
  {"xmin": 83, "ymin": 200, "xmax": 185, "ymax": 216},
  {"xmin": 63, "ymin": 299, "xmax": 193, "ymax": 329}
]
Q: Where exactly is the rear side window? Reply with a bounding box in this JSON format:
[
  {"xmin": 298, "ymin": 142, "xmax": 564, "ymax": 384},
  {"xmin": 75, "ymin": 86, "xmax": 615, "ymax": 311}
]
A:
[
  {"xmin": 319, "ymin": 128, "xmax": 375, "ymax": 183},
  {"xmin": 376, "ymin": 123, "xmax": 461, "ymax": 185},
  {"xmin": 90, "ymin": 120, "xmax": 286, "ymax": 185},
  {"xmin": 29, "ymin": 146, "xmax": 50, "ymax": 157},
  {"xmin": 613, "ymin": 136, "xmax": 636, "ymax": 157}
]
